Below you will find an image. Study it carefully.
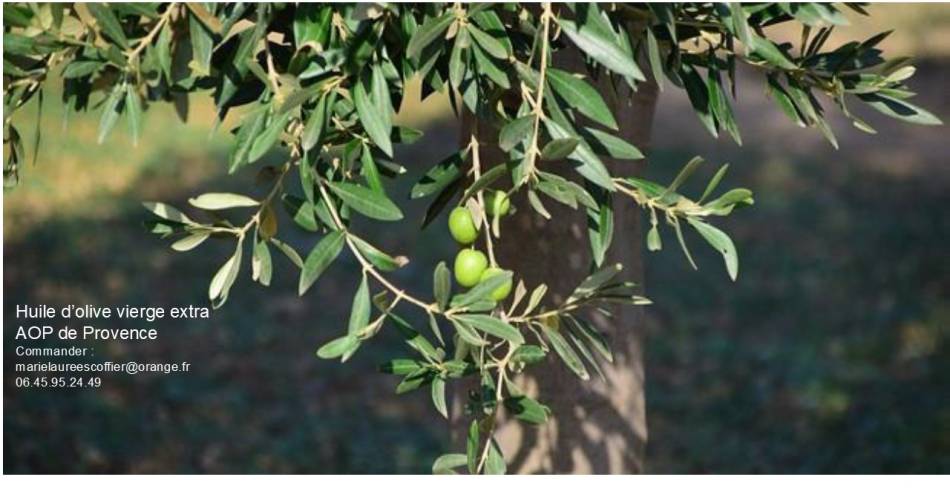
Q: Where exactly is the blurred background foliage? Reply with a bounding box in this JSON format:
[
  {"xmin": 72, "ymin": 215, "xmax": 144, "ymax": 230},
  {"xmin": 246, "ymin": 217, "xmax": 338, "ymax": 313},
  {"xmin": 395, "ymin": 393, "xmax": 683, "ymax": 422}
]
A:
[{"xmin": 4, "ymin": 4, "xmax": 948, "ymax": 473}]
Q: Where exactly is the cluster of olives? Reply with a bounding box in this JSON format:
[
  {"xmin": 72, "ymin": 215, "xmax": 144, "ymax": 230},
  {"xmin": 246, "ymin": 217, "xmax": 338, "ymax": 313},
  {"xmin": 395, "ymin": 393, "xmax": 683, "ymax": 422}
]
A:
[{"xmin": 448, "ymin": 191, "xmax": 512, "ymax": 302}]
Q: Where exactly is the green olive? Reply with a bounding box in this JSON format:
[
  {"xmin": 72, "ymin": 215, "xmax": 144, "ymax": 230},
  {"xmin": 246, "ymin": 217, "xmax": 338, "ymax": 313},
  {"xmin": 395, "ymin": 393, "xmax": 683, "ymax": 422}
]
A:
[
  {"xmin": 485, "ymin": 190, "xmax": 511, "ymax": 217},
  {"xmin": 448, "ymin": 207, "xmax": 478, "ymax": 244},
  {"xmin": 478, "ymin": 267, "xmax": 513, "ymax": 301},
  {"xmin": 454, "ymin": 249, "xmax": 488, "ymax": 287}
]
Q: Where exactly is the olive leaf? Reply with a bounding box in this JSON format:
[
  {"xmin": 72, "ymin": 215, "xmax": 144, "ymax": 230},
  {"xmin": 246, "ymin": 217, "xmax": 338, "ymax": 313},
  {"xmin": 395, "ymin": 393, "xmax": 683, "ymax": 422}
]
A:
[{"xmin": 298, "ymin": 231, "xmax": 345, "ymax": 295}]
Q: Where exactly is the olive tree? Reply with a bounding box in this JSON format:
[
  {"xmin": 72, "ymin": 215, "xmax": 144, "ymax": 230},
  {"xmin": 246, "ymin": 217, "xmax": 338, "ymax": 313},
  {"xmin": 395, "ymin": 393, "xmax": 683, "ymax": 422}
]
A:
[{"xmin": 3, "ymin": 3, "xmax": 940, "ymax": 474}]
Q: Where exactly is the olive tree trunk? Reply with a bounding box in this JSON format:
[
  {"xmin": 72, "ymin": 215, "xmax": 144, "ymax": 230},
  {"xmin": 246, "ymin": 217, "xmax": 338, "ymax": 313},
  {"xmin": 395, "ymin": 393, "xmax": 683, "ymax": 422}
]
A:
[{"xmin": 456, "ymin": 51, "xmax": 660, "ymax": 473}]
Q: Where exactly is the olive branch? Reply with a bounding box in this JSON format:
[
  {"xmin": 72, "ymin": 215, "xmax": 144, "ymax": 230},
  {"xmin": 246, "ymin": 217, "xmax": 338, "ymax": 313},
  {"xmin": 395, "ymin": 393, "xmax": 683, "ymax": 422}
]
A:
[{"xmin": 4, "ymin": 2, "xmax": 940, "ymax": 474}]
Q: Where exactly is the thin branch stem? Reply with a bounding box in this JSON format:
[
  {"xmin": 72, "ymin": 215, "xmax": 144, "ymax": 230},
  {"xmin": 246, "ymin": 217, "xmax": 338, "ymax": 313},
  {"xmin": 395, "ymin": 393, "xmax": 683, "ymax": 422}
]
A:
[
  {"xmin": 263, "ymin": 36, "xmax": 281, "ymax": 94},
  {"xmin": 611, "ymin": 177, "xmax": 719, "ymax": 219},
  {"xmin": 315, "ymin": 180, "xmax": 437, "ymax": 314},
  {"xmin": 468, "ymin": 132, "xmax": 497, "ymax": 267},
  {"xmin": 240, "ymin": 167, "xmax": 289, "ymax": 234},
  {"xmin": 127, "ymin": 3, "xmax": 178, "ymax": 63},
  {"xmin": 520, "ymin": 3, "xmax": 553, "ymax": 185},
  {"xmin": 475, "ymin": 342, "xmax": 516, "ymax": 474}
]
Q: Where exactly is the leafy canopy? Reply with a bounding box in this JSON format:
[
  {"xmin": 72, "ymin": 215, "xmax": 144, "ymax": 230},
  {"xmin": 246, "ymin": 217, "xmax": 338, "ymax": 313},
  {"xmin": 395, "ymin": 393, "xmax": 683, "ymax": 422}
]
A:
[{"xmin": 3, "ymin": 2, "xmax": 940, "ymax": 474}]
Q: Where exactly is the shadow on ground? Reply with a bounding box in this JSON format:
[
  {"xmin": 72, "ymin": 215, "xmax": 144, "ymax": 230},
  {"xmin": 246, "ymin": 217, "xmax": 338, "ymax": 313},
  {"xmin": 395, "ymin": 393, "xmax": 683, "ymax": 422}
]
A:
[
  {"xmin": 4, "ymin": 118, "xmax": 462, "ymax": 473},
  {"xmin": 643, "ymin": 60, "xmax": 949, "ymax": 473}
]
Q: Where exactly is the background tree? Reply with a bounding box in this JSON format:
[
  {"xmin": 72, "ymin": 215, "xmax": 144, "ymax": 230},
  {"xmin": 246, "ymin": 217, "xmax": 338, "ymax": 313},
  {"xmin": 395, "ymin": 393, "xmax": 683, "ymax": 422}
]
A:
[{"xmin": 3, "ymin": 2, "xmax": 940, "ymax": 474}]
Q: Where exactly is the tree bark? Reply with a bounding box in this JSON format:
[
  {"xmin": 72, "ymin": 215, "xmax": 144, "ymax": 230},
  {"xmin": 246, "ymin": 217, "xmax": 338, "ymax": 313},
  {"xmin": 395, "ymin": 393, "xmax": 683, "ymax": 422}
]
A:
[{"xmin": 456, "ymin": 51, "xmax": 659, "ymax": 473}]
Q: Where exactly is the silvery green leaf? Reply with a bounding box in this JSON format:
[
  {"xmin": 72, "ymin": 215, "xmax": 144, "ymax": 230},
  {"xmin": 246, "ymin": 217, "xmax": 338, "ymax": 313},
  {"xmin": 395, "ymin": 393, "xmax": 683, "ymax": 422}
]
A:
[
  {"xmin": 538, "ymin": 322, "xmax": 589, "ymax": 380},
  {"xmin": 327, "ymin": 181, "xmax": 404, "ymax": 221},
  {"xmin": 347, "ymin": 276, "xmax": 371, "ymax": 336},
  {"xmin": 455, "ymin": 314, "xmax": 524, "ymax": 345},
  {"xmin": 432, "ymin": 453, "xmax": 467, "ymax": 475},
  {"xmin": 171, "ymin": 232, "xmax": 209, "ymax": 252},
  {"xmin": 431, "ymin": 377, "xmax": 448, "ymax": 418},
  {"xmin": 688, "ymin": 218, "xmax": 739, "ymax": 281},
  {"xmin": 189, "ymin": 192, "xmax": 260, "ymax": 210},
  {"xmin": 316, "ymin": 335, "xmax": 360, "ymax": 360},
  {"xmin": 298, "ymin": 230, "xmax": 345, "ymax": 295},
  {"xmin": 434, "ymin": 261, "xmax": 451, "ymax": 311}
]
